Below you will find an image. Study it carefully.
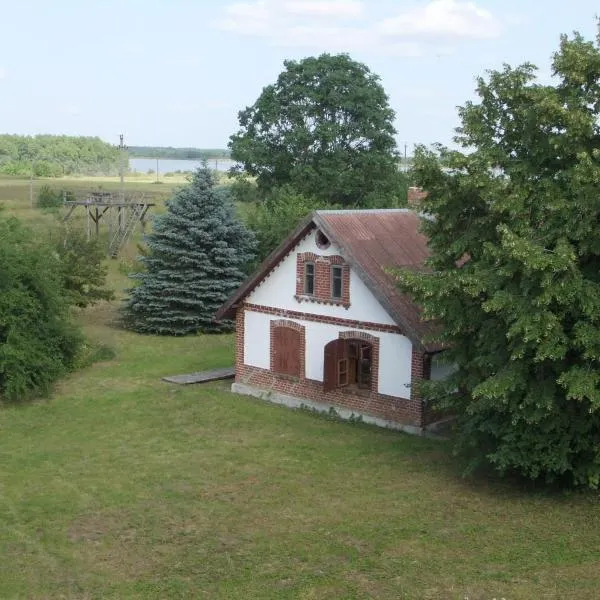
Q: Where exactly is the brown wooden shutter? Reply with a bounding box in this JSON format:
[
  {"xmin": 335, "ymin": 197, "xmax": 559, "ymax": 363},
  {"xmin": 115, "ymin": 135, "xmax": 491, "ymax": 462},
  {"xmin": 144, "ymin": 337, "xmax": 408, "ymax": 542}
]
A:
[
  {"xmin": 323, "ymin": 339, "xmax": 347, "ymax": 392},
  {"xmin": 273, "ymin": 327, "xmax": 301, "ymax": 377}
]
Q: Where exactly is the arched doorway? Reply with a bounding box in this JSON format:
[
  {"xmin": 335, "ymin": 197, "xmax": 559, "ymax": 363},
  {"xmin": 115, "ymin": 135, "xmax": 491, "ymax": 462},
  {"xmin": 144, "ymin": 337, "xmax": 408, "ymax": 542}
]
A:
[{"xmin": 323, "ymin": 337, "xmax": 375, "ymax": 392}]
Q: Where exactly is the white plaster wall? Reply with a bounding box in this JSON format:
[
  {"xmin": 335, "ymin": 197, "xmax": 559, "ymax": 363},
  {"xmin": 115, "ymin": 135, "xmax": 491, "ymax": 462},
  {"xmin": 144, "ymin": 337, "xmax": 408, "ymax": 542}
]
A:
[
  {"xmin": 246, "ymin": 230, "xmax": 395, "ymax": 325},
  {"xmin": 243, "ymin": 311, "xmax": 270, "ymax": 369},
  {"xmin": 243, "ymin": 310, "xmax": 413, "ymax": 399},
  {"xmin": 377, "ymin": 332, "xmax": 413, "ymax": 399},
  {"xmin": 306, "ymin": 321, "xmax": 412, "ymax": 398}
]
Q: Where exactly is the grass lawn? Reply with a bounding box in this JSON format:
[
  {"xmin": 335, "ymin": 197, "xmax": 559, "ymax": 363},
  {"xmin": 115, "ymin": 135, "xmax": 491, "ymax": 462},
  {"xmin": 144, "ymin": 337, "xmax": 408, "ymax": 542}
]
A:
[
  {"xmin": 2, "ymin": 303, "xmax": 600, "ymax": 599},
  {"xmin": 1, "ymin": 176, "xmax": 600, "ymax": 598}
]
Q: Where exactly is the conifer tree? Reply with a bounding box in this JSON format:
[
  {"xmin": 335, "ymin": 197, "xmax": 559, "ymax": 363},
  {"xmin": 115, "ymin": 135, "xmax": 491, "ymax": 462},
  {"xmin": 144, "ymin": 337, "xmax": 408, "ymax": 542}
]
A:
[
  {"xmin": 122, "ymin": 167, "xmax": 255, "ymax": 335},
  {"xmin": 398, "ymin": 28, "xmax": 600, "ymax": 488}
]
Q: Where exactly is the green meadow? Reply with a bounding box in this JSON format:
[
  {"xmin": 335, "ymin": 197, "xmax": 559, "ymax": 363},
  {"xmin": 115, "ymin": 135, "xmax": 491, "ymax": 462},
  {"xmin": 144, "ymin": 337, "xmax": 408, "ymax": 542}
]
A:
[{"xmin": 1, "ymin": 176, "xmax": 599, "ymax": 599}]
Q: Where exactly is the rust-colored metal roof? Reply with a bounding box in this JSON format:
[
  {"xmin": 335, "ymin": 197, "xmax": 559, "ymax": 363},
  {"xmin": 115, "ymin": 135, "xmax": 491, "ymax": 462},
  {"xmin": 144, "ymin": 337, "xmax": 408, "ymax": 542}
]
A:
[
  {"xmin": 217, "ymin": 209, "xmax": 440, "ymax": 352},
  {"xmin": 313, "ymin": 210, "xmax": 439, "ymax": 351}
]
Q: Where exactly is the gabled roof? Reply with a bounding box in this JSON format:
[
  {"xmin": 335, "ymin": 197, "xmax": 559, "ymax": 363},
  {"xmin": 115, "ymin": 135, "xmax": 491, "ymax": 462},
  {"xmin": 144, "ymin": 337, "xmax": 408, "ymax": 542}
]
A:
[{"xmin": 217, "ymin": 209, "xmax": 439, "ymax": 352}]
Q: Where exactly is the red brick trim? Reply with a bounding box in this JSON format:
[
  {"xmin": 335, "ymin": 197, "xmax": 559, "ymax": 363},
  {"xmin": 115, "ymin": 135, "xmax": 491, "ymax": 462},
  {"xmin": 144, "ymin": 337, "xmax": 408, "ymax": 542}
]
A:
[
  {"xmin": 269, "ymin": 319, "xmax": 306, "ymax": 380},
  {"xmin": 337, "ymin": 330, "xmax": 380, "ymax": 393},
  {"xmin": 270, "ymin": 319, "xmax": 304, "ymax": 331},
  {"xmin": 235, "ymin": 308, "xmax": 245, "ymax": 373},
  {"xmin": 409, "ymin": 347, "xmax": 432, "ymax": 425},
  {"xmin": 237, "ymin": 364, "xmax": 424, "ymax": 428},
  {"xmin": 338, "ymin": 330, "xmax": 378, "ymax": 342},
  {"xmin": 296, "ymin": 252, "xmax": 350, "ymax": 307},
  {"xmin": 244, "ymin": 303, "xmax": 402, "ymax": 335}
]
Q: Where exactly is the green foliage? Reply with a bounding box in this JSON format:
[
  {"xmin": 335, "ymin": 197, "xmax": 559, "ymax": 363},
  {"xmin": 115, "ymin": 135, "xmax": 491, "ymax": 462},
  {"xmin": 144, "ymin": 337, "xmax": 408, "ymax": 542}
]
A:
[
  {"xmin": 121, "ymin": 167, "xmax": 255, "ymax": 335},
  {"xmin": 364, "ymin": 170, "xmax": 412, "ymax": 208},
  {"xmin": 229, "ymin": 176, "xmax": 261, "ymax": 204},
  {"xmin": 244, "ymin": 185, "xmax": 324, "ymax": 264},
  {"xmin": 36, "ymin": 185, "xmax": 65, "ymax": 208},
  {"xmin": 398, "ymin": 29, "xmax": 600, "ymax": 488},
  {"xmin": 54, "ymin": 229, "xmax": 114, "ymax": 308},
  {"xmin": 0, "ymin": 216, "xmax": 83, "ymax": 402},
  {"xmin": 229, "ymin": 53, "xmax": 399, "ymax": 207},
  {"xmin": 0, "ymin": 134, "xmax": 120, "ymax": 176}
]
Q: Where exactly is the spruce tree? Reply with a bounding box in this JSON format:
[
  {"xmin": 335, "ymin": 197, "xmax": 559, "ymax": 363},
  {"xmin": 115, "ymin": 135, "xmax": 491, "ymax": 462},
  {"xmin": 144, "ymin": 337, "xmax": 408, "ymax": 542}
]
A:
[
  {"xmin": 122, "ymin": 168, "xmax": 255, "ymax": 335},
  {"xmin": 398, "ymin": 29, "xmax": 600, "ymax": 488}
]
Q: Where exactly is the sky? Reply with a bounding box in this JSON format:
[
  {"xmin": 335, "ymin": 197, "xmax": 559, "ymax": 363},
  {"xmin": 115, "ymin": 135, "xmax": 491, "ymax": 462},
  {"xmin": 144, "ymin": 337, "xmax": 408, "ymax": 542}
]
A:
[{"xmin": 0, "ymin": 1, "xmax": 598, "ymax": 150}]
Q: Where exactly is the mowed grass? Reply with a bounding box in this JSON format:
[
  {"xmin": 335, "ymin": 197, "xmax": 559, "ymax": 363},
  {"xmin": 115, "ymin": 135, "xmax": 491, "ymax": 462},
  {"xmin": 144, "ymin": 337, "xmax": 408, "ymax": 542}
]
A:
[
  {"xmin": 1, "ymin": 177, "xmax": 600, "ymax": 598},
  {"xmin": 2, "ymin": 302, "xmax": 600, "ymax": 599}
]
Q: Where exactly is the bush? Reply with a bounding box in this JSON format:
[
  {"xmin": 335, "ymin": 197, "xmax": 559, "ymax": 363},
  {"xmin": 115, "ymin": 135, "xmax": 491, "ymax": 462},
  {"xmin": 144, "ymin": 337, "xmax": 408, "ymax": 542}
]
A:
[
  {"xmin": 0, "ymin": 216, "xmax": 83, "ymax": 402},
  {"xmin": 53, "ymin": 229, "xmax": 114, "ymax": 308},
  {"xmin": 229, "ymin": 177, "xmax": 260, "ymax": 204},
  {"xmin": 37, "ymin": 185, "xmax": 67, "ymax": 209}
]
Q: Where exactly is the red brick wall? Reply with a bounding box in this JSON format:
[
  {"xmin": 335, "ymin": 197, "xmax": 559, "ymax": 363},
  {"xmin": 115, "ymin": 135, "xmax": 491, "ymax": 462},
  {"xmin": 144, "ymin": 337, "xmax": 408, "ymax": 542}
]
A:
[
  {"xmin": 235, "ymin": 306, "xmax": 427, "ymax": 429},
  {"xmin": 409, "ymin": 348, "xmax": 432, "ymax": 426},
  {"xmin": 407, "ymin": 187, "xmax": 428, "ymax": 207},
  {"xmin": 296, "ymin": 252, "xmax": 351, "ymax": 308},
  {"xmin": 235, "ymin": 308, "xmax": 245, "ymax": 373},
  {"xmin": 237, "ymin": 364, "xmax": 425, "ymax": 428}
]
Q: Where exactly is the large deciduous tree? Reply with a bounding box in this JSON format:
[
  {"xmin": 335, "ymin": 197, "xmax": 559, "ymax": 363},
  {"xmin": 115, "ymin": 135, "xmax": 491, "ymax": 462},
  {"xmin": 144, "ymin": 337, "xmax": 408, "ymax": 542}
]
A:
[
  {"xmin": 398, "ymin": 29, "xmax": 600, "ymax": 488},
  {"xmin": 121, "ymin": 167, "xmax": 255, "ymax": 335},
  {"xmin": 229, "ymin": 53, "xmax": 400, "ymax": 207}
]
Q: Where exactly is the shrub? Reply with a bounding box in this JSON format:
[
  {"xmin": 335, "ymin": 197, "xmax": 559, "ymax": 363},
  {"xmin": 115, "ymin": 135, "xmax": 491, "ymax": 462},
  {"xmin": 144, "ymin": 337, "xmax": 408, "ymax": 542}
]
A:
[
  {"xmin": 53, "ymin": 229, "xmax": 114, "ymax": 308},
  {"xmin": 36, "ymin": 185, "xmax": 68, "ymax": 209},
  {"xmin": 0, "ymin": 216, "xmax": 83, "ymax": 401}
]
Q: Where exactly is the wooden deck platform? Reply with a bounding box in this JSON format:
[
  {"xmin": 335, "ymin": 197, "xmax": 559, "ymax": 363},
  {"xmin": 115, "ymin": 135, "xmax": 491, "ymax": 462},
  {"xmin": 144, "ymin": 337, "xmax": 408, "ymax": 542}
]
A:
[{"xmin": 161, "ymin": 367, "xmax": 235, "ymax": 385}]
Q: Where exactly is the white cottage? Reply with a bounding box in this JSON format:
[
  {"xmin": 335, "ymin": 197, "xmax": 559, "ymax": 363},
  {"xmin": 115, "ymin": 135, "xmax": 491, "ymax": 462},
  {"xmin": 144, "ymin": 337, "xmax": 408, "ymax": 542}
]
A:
[{"xmin": 217, "ymin": 209, "xmax": 445, "ymax": 434}]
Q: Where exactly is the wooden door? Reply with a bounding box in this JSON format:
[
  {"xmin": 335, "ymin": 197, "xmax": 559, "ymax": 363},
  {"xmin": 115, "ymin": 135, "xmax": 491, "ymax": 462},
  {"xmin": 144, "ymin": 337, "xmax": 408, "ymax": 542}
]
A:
[{"xmin": 273, "ymin": 326, "xmax": 301, "ymax": 377}]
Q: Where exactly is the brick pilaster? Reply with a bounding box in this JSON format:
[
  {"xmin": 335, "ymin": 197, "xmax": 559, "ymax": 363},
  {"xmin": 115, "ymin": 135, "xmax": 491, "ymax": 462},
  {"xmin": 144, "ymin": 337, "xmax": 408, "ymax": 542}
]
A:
[{"xmin": 410, "ymin": 348, "xmax": 431, "ymax": 427}]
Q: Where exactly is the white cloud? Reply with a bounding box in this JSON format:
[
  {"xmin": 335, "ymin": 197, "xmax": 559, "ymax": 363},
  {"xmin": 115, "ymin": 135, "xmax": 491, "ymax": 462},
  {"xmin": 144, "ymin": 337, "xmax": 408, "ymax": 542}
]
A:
[
  {"xmin": 216, "ymin": 0, "xmax": 504, "ymax": 55},
  {"xmin": 283, "ymin": 1, "xmax": 363, "ymax": 19},
  {"xmin": 379, "ymin": 0, "xmax": 502, "ymax": 40}
]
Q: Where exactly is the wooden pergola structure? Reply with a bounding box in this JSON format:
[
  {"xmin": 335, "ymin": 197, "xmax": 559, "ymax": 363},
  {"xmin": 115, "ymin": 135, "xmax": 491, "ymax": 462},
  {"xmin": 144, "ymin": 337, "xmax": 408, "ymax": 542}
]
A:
[{"xmin": 63, "ymin": 191, "xmax": 154, "ymax": 258}]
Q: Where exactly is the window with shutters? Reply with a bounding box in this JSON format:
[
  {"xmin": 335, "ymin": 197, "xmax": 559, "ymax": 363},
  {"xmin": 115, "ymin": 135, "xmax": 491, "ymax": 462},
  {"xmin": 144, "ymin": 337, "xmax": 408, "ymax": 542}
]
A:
[
  {"xmin": 296, "ymin": 253, "xmax": 350, "ymax": 307},
  {"xmin": 272, "ymin": 325, "xmax": 302, "ymax": 378},
  {"xmin": 324, "ymin": 338, "xmax": 374, "ymax": 392}
]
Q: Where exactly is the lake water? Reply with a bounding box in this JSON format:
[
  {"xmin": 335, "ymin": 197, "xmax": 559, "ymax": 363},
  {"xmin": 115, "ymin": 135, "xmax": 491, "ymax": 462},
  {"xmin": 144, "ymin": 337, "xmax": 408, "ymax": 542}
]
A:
[{"xmin": 129, "ymin": 157, "xmax": 237, "ymax": 175}]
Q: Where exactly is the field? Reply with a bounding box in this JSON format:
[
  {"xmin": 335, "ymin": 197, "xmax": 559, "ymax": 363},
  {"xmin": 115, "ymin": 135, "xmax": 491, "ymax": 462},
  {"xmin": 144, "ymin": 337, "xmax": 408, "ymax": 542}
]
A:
[{"xmin": 1, "ymin": 176, "xmax": 600, "ymax": 599}]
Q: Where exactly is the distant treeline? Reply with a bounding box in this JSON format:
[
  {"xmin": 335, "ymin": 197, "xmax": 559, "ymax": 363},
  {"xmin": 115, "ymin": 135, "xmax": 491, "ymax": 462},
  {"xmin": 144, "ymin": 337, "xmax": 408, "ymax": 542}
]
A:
[
  {"xmin": 128, "ymin": 146, "xmax": 230, "ymax": 160},
  {"xmin": 0, "ymin": 135, "xmax": 121, "ymax": 177}
]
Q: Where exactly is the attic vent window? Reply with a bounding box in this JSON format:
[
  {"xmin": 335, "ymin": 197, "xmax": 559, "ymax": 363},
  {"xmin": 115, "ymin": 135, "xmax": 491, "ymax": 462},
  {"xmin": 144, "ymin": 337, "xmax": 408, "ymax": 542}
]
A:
[{"xmin": 315, "ymin": 229, "xmax": 330, "ymax": 249}]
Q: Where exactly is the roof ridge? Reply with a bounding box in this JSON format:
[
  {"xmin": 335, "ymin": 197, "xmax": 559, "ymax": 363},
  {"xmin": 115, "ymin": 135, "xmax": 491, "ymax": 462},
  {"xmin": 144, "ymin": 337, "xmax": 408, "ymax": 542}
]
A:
[{"xmin": 315, "ymin": 208, "xmax": 414, "ymax": 215}]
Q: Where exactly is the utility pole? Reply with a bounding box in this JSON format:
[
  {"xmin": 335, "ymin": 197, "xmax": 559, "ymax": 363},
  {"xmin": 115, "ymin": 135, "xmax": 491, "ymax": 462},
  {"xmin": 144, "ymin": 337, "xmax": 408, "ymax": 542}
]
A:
[
  {"xmin": 117, "ymin": 133, "xmax": 128, "ymax": 231},
  {"xmin": 156, "ymin": 157, "xmax": 159, "ymax": 183},
  {"xmin": 29, "ymin": 161, "xmax": 34, "ymax": 207},
  {"xmin": 404, "ymin": 143, "xmax": 408, "ymax": 172},
  {"xmin": 118, "ymin": 133, "xmax": 127, "ymax": 201}
]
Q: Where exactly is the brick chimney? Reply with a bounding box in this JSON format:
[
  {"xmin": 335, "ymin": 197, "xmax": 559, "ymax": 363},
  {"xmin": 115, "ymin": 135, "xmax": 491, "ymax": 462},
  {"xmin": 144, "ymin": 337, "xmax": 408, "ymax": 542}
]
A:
[{"xmin": 407, "ymin": 186, "xmax": 428, "ymax": 207}]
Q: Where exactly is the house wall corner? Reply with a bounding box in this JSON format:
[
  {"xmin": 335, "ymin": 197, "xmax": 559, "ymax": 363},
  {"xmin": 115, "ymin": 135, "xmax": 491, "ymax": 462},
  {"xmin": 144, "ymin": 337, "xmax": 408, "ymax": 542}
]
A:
[
  {"xmin": 235, "ymin": 307, "xmax": 245, "ymax": 382},
  {"xmin": 410, "ymin": 347, "xmax": 431, "ymax": 427}
]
